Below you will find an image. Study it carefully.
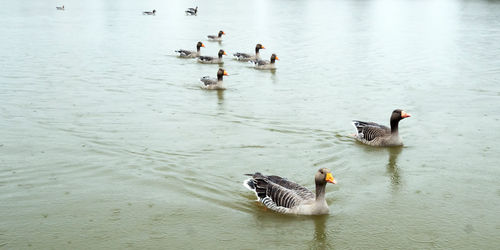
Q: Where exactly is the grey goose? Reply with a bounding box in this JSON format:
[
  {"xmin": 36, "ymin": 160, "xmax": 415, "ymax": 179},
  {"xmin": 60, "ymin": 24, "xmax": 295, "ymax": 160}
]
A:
[
  {"xmin": 233, "ymin": 44, "xmax": 265, "ymax": 61},
  {"xmin": 200, "ymin": 68, "xmax": 228, "ymax": 90},
  {"xmin": 198, "ymin": 49, "xmax": 227, "ymax": 64},
  {"xmin": 244, "ymin": 168, "xmax": 337, "ymax": 215},
  {"xmin": 175, "ymin": 42, "xmax": 205, "ymax": 58},
  {"xmin": 352, "ymin": 109, "xmax": 411, "ymax": 147},
  {"xmin": 253, "ymin": 54, "xmax": 279, "ymax": 70}
]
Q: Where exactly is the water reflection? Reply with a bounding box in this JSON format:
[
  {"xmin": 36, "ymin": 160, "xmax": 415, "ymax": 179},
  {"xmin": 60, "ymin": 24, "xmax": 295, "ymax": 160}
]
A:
[
  {"xmin": 216, "ymin": 89, "xmax": 224, "ymax": 103},
  {"xmin": 308, "ymin": 215, "xmax": 334, "ymax": 249},
  {"xmin": 386, "ymin": 146, "xmax": 403, "ymax": 191}
]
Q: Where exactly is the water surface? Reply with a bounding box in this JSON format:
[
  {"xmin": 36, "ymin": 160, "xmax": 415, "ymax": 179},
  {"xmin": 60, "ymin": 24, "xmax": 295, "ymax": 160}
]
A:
[{"xmin": 1, "ymin": 0, "xmax": 500, "ymax": 249}]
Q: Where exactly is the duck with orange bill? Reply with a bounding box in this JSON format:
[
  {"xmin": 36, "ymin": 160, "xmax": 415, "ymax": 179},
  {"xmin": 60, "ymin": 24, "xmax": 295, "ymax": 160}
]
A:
[
  {"xmin": 198, "ymin": 50, "xmax": 227, "ymax": 64},
  {"xmin": 352, "ymin": 109, "xmax": 411, "ymax": 146},
  {"xmin": 253, "ymin": 54, "xmax": 279, "ymax": 69},
  {"xmin": 200, "ymin": 68, "xmax": 228, "ymax": 90},
  {"xmin": 207, "ymin": 30, "xmax": 225, "ymax": 41},
  {"xmin": 233, "ymin": 44, "xmax": 265, "ymax": 61},
  {"xmin": 175, "ymin": 42, "xmax": 205, "ymax": 58},
  {"xmin": 243, "ymin": 168, "xmax": 337, "ymax": 215}
]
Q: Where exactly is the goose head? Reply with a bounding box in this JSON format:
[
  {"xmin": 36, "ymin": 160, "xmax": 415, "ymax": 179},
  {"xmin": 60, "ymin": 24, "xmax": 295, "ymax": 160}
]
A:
[
  {"xmin": 216, "ymin": 68, "xmax": 229, "ymax": 81},
  {"xmin": 315, "ymin": 168, "xmax": 336, "ymax": 185}
]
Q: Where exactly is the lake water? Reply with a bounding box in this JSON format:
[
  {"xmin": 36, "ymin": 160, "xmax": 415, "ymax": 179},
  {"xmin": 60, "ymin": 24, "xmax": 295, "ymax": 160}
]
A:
[{"xmin": 1, "ymin": 0, "xmax": 500, "ymax": 249}]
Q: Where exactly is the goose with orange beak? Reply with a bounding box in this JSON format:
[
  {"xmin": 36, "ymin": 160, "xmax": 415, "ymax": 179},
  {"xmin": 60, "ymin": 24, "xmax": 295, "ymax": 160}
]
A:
[
  {"xmin": 243, "ymin": 168, "xmax": 337, "ymax": 215},
  {"xmin": 200, "ymin": 68, "xmax": 228, "ymax": 90},
  {"xmin": 198, "ymin": 49, "xmax": 227, "ymax": 64},
  {"xmin": 352, "ymin": 109, "xmax": 411, "ymax": 146},
  {"xmin": 175, "ymin": 41, "xmax": 205, "ymax": 58},
  {"xmin": 253, "ymin": 54, "xmax": 279, "ymax": 69},
  {"xmin": 207, "ymin": 30, "xmax": 225, "ymax": 41},
  {"xmin": 233, "ymin": 44, "xmax": 265, "ymax": 61}
]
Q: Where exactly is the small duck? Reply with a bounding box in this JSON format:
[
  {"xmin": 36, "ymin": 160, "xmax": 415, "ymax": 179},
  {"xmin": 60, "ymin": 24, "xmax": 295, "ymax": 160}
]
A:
[
  {"xmin": 200, "ymin": 68, "xmax": 228, "ymax": 90},
  {"xmin": 175, "ymin": 42, "xmax": 205, "ymax": 58},
  {"xmin": 185, "ymin": 6, "xmax": 198, "ymax": 15},
  {"xmin": 207, "ymin": 30, "xmax": 225, "ymax": 41},
  {"xmin": 198, "ymin": 50, "xmax": 227, "ymax": 64},
  {"xmin": 253, "ymin": 54, "xmax": 279, "ymax": 70},
  {"xmin": 233, "ymin": 44, "xmax": 265, "ymax": 61},
  {"xmin": 143, "ymin": 9, "xmax": 156, "ymax": 15},
  {"xmin": 56, "ymin": 5, "xmax": 64, "ymax": 10},
  {"xmin": 352, "ymin": 109, "xmax": 411, "ymax": 147}
]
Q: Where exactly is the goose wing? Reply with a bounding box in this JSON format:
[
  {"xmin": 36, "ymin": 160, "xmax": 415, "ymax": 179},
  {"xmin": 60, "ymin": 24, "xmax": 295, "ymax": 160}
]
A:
[
  {"xmin": 244, "ymin": 173, "xmax": 313, "ymax": 214},
  {"xmin": 352, "ymin": 120, "xmax": 390, "ymax": 141},
  {"xmin": 175, "ymin": 49, "xmax": 194, "ymax": 57},
  {"xmin": 198, "ymin": 56, "xmax": 215, "ymax": 62},
  {"xmin": 207, "ymin": 35, "xmax": 216, "ymax": 39},
  {"xmin": 200, "ymin": 76, "xmax": 216, "ymax": 86},
  {"xmin": 233, "ymin": 52, "xmax": 251, "ymax": 60},
  {"xmin": 253, "ymin": 59, "xmax": 269, "ymax": 66}
]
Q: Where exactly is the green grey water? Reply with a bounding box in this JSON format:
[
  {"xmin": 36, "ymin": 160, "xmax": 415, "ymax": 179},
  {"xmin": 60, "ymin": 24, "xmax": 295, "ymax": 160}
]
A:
[{"xmin": 1, "ymin": 0, "xmax": 500, "ymax": 249}]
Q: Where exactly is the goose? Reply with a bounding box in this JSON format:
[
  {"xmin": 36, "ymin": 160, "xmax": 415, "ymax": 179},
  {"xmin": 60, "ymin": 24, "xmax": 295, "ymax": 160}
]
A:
[
  {"xmin": 56, "ymin": 5, "xmax": 64, "ymax": 10},
  {"xmin": 200, "ymin": 68, "xmax": 228, "ymax": 90},
  {"xmin": 198, "ymin": 49, "xmax": 227, "ymax": 64},
  {"xmin": 243, "ymin": 168, "xmax": 337, "ymax": 215},
  {"xmin": 143, "ymin": 9, "xmax": 156, "ymax": 15},
  {"xmin": 175, "ymin": 42, "xmax": 205, "ymax": 58},
  {"xmin": 207, "ymin": 30, "xmax": 225, "ymax": 41},
  {"xmin": 233, "ymin": 44, "xmax": 265, "ymax": 61},
  {"xmin": 185, "ymin": 6, "xmax": 198, "ymax": 15},
  {"xmin": 352, "ymin": 109, "xmax": 411, "ymax": 147},
  {"xmin": 253, "ymin": 54, "xmax": 279, "ymax": 69}
]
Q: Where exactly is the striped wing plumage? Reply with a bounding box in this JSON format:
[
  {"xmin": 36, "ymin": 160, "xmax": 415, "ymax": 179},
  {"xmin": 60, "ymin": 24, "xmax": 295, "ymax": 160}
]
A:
[
  {"xmin": 244, "ymin": 173, "xmax": 314, "ymax": 214},
  {"xmin": 352, "ymin": 120, "xmax": 390, "ymax": 141}
]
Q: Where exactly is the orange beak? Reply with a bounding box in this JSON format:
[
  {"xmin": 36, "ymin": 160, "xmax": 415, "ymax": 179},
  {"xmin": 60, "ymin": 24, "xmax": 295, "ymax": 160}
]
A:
[
  {"xmin": 261, "ymin": 46, "xmax": 265, "ymax": 49},
  {"xmin": 401, "ymin": 111, "xmax": 411, "ymax": 118},
  {"xmin": 201, "ymin": 43, "xmax": 205, "ymax": 48},
  {"xmin": 223, "ymin": 51, "xmax": 227, "ymax": 55},
  {"xmin": 223, "ymin": 71, "xmax": 228, "ymax": 76},
  {"xmin": 222, "ymin": 32, "xmax": 226, "ymax": 35},
  {"xmin": 275, "ymin": 56, "xmax": 279, "ymax": 60},
  {"xmin": 325, "ymin": 173, "xmax": 336, "ymax": 184}
]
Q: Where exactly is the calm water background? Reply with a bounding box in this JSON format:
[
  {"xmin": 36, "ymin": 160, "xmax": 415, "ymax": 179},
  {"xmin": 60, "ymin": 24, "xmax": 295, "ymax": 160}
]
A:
[{"xmin": 1, "ymin": 0, "xmax": 500, "ymax": 249}]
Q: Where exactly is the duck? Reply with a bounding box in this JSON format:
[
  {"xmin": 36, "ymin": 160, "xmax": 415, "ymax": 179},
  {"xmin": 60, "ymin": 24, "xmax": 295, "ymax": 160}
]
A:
[
  {"xmin": 243, "ymin": 168, "xmax": 337, "ymax": 215},
  {"xmin": 56, "ymin": 5, "xmax": 64, "ymax": 10},
  {"xmin": 185, "ymin": 6, "xmax": 198, "ymax": 15},
  {"xmin": 200, "ymin": 68, "xmax": 228, "ymax": 90},
  {"xmin": 352, "ymin": 109, "xmax": 411, "ymax": 147},
  {"xmin": 175, "ymin": 42, "xmax": 205, "ymax": 58},
  {"xmin": 143, "ymin": 9, "xmax": 156, "ymax": 15},
  {"xmin": 233, "ymin": 44, "xmax": 265, "ymax": 61},
  {"xmin": 207, "ymin": 30, "xmax": 225, "ymax": 41},
  {"xmin": 198, "ymin": 49, "xmax": 227, "ymax": 64},
  {"xmin": 253, "ymin": 54, "xmax": 279, "ymax": 69}
]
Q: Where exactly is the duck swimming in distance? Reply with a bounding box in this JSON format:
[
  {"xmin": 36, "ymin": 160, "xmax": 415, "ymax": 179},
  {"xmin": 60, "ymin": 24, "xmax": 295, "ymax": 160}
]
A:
[
  {"xmin": 352, "ymin": 109, "xmax": 411, "ymax": 147},
  {"xmin": 175, "ymin": 42, "xmax": 205, "ymax": 58},
  {"xmin": 198, "ymin": 49, "xmax": 227, "ymax": 64},
  {"xmin": 253, "ymin": 54, "xmax": 279, "ymax": 70},
  {"xmin": 207, "ymin": 30, "xmax": 225, "ymax": 41},
  {"xmin": 233, "ymin": 44, "xmax": 265, "ymax": 61}
]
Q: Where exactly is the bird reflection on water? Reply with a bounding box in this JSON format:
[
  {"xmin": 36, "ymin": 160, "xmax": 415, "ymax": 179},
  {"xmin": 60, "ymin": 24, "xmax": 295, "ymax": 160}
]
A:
[
  {"xmin": 386, "ymin": 146, "xmax": 403, "ymax": 192},
  {"xmin": 308, "ymin": 215, "xmax": 335, "ymax": 249}
]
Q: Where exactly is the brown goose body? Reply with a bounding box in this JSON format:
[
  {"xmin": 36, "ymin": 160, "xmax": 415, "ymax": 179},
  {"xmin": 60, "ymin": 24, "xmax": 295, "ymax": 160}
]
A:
[
  {"xmin": 352, "ymin": 109, "xmax": 411, "ymax": 147},
  {"xmin": 243, "ymin": 168, "xmax": 336, "ymax": 215}
]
